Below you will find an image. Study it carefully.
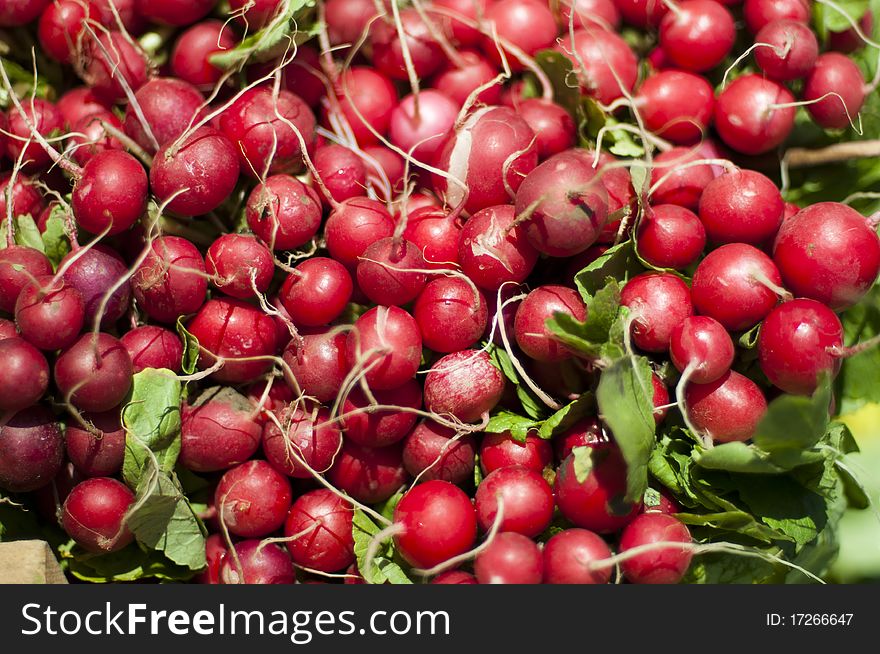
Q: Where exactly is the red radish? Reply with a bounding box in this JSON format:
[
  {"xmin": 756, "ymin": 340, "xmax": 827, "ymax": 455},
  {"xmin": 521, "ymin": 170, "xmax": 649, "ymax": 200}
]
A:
[
  {"xmin": 669, "ymin": 316, "xmax": 735, "ymax": 384},
  {"xmin": 402, "ymin": 420, "xmax": 476, "ymax": 484},
  {"xmin": 414, "ymin": 276, "xmax": 488, "ymax": 353},
  {"xmin": 758, "ymin": 299, "xmax": 844, "ymax": 395},
  {"xmin": 206, "ymin": 234, "xmax": 274, "ymax": 300},
  {"xmin": 346, "ymin": 305, "xmax": 423, "ymax": 391},
  {"xmin": 329, "ymin": 67, "xmax": 398, "ymax": 146},
  {"xmin": 324, "ymin": 0, "xmax": 379, "ymax": 43},
  {"xmin": 543, "ymin": 528, "xmax": 613, "ymax": 584},
  {"xmin": 246, "ymin": 174, "xmax": 323, "ymax": 250},
  {"xmin": 228, "ymin": 0, "xmax": 281, "ymax": 29},
  {"xmin": 262, "ymin": 405, "xmax": 343, "ymax": 476},
  {"xmin": 132, "ymin": 236, "xmax": 208, "ymax": 324},
  {"xmin": 481, "ymin": 0, "xmax": 558, "ymax": 70},
  {"xmin": 171, "ymin": 20, "xmax": 237, "ymax": 89},
  {"xmin": 431, "ymin": 570, "xmax": 478, "ymax": 584},
  {"xmin": 0, "ymin": 173, "xmax": 45, "ymax": 226},
  {"xmin": 803, "ymin": 53, "xmax": 866, "ymax": 130},
  {"xmin": 613, "ymin": 0, "xmax": 668, "ymax": 28},
  {"xmin": 635, "ymin": 70, "xmax": 714, "ymax": 144},
  {"xmin": 245, "ymin": 379, "xmax": 294, "ymax": 425},
  {"xmin": 357, "ymin": 237, "xmax": 428, "ymax": 306},
  {"xmin": 313, "ymin": 144, "xmax": 368, "ymax": 205},
  {"xmin": 480, "ymin": 431, "xmax": 553, "ymax": 474},
  {"xmin": 783, "ymin": 202, "xmax": 800, "ymax": 220},
  {"xmin": 652, "ymin": 373, "xmax": 671, "ymax": 425},
  {"xmin": 458, "ymin": 204, "xmax": 539, "ymax": 291},
  {"xmin": 475, "ymin": 465, "xmax": 554, "ymax": 537},
  {"xmin": 279, "ymin": 258, "xmax": 353, "ymax": 327},
  {"xmin": 515, "ymin": 99, "xmax": 576, "ymax": 159},
  {"xmin": 370, "ymin": 8, "xmax": 445, "ymax": 80},
  {"xmin": 643, "ymin": 488, "xmax": 682, "ymax": 514},
  {"xmin": 324, "ymin": 198, "xmax": 396, "ymax": 269},
  {"xmin": 561, "ymin": 0, "xmax": 622, "ymax": 29},
  {"xmin": 401, "ymin": 206, "xmax": 463, "ymax": 268},
  {"xmin": 691, "ymin": 243, "xmax": 783, "ymax": 331},
  {"xmin": 65, "ymin": 410, "xmax": 125, "ymax": 478},
  {"xmin": 515, "ymin": 150, "xmax": 609, "ymax": 257},
  {"xmin": 364, "ymin": 145, "xmax": 406, "ymax": 192},
  {"xmin": 828, "ymin": 10, "xmax": 874, "ymax": 53},
  {"xmin": 88, "ymin": 0, "xmax": 143, "ymax": 32},
  {"xmin": 342, "ymin": 379, "xmax": 422, "ymax": 448},
  {"xmin": 432, "ymin": 50, "xmax": 503, "ymax": 107},
  {"xmin": 554, "ymin": 445, "xmax": 641, "ymax": 533},
  {"xmin": 555, "ymin": 28, "xmax": 638, "ymax": 105},
  {"xmin": 6, "ymin": 98, "xmax": 64, "ymax": 170},
  {"xmin": 620, "ymin": 272, "xmax": 694, "ymax": 353},
  {"xmin": 0, "ymin": 406, "xmax": 64, "ymax": 493},
  {"xmin": 219, "ymin": 540, "xmax": 296, "ymax": 585},
  {"xmin": 187, "ymin": 297, "xmax": 279, "ymax": 384},
  {"xmin": 554, "ymin": 417, "xmax": 608, "ymax": 462},
  {"xmin": 82, "ymin": 31, "xmax": 150, "ymax": 103},
  {"xmin": 0, "ymin": 246, "xmax": 53, "ymax": 313},
  {"xmin": 278, "ymin": 45, "xmax": 325, "ymax": 108},
  {"xmin": 327, "ymin": 440, "xmax": 409, "ymax": 504},
  {"xmin": 61, "ymin": 477, "xmax": 135, "ymax": 553},
  {"xmin": 150, "ymin": 126, "xmax": 240, "ymax": 217},
  {"xmin": 196, "ymin": 534, "xmax": 227, "ymax": 584},
  {"xmin": 772, "ymin": 202, "xmax": 880, "ymax": 311},
  {"xmin": 636, "ymin": 204, "xmax": 706, "ymax": 270},
  {"xmin": 424, "ymin": 350, "xmax": 506, "ymax": 422},
  {"xmin": 659, "ymin": 0, "xmax": 735, "ymax": 72},
  {"xmin": 0, "ymin": 337, "xmax": 49, "ymax": 413},
  {"xmin": 134, "ymin": 0, "xmax": 214, "ymax": 25},
  {"xmin": 284, "ymin": 489, "xmax": 355, "ymax": 573},
  {"xmin": 649, "ymin": 147, "xmax": 715, "ymax": 211},
  {"xmin": 514, "ymin": 285, "xmax": 587, "ymax": 361},
  {"xmin": 180, "ymin": 388, "xmax": 263, "ymax": 473},
  {"xmin": 72, "ymin": 150, "xmax": 147, "ymax": 235},
  {"xmin": 698, "ymin": 169, "xmax": 784, "ymax": 246},
  {"xmin": 120, "ymin": 326, "xmax": 183, "ymax": 373},
  {"xmin": 0, "ymin": 0, "xmax": 52, "ymax": 26},
  {"xmin": 433, "ymin": 106, "xmax": 538, "ymax": 215},
  {"xmin": 754, "ymin": 20, "xmax": 818, "ymax": 81},
  {"xmin": 14, "ymin": 275, "xmax": 85, "ymax": 351},
  {"xmin": 54, "ymin": 333, "xmax": 133, "ymax": 412},
  {"xmin": 37, "ymin": 0, "xmax": 87, "ymax": 63},
  {"xmin": 56, "ymin": 87, "xmax": 112, "ymax": 128},
  {"xmin": 393, "ymin": 480, "xmax": 477, "ymax": 569},
  {"xmin": 68, "ymin": 111, "xmax": 124, "ymax": 165},
  {"xmin": 215, "ymin": 460, "xmax": 293, "ymax": 538},
  {"xmin": 743, "ymin": 0, "xmax": 810, "ymax": 33},
  {"xmin": 619, "ymin": 513, "xmax": 693, "ymax": 584},
  {"xmin": 60, "ymin": 245, "xmax": 131, "ymax": 327},
  {"xmin": 714, "ymin": 74, "xmax": 796, "ymax": 155},
  {"xmin": 474, "ymin": 531, "xmax": 543, "ymax": 584},
  {"xmin": 685, "ymin": 370, "xmax": 768, "ymax": 443},
  {"xmin": 389, "ymin": 90, "xmax": 458, "ymax": 162},
  {"xmin": 123, "ymin": 78, "xmax": 206, "ymax": 152},
  {"xmin": 431, "ymin": 0, "xmax": 492, "ymax": 46},
  {"xmin": 0, "ymin": 319, "xmax": 16, "ymax": 340}
]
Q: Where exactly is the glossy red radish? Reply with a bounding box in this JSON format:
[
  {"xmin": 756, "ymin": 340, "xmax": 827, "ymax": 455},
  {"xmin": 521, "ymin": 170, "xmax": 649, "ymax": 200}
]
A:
[
  {"xmin": 131, "ymin": 236, "xmax": 208, "ymax": 324},
  {"xmin": 481, "ymin": 0, "xmax": 558, "ymax": 70},
  {"xmin": 401, "ymin": 205, "xmax": 463, "ymax": 268},
  {"xmin": 555, "ymin": 27, "xmax": 638, "ymax": 105},
  {"xmin": 328, "ymin": 67, "xmax": 398, "ymax": 146},
  {"xmin": 475, "ymin": 465, "xmax": 554, "ymax": 537},
  {"xmin": 345, "ymin": 305, "xmax": 422, "ymax": 391},
  {"xmin": 635, "ymin": 70, "xmax": 714, "ymax": 144},
  {"xmin": 698, "ymin": 169, "xmax": 784, "ymax": 246},
  {"xmin": 171, "ymin": 20, "xmax": 237, "ymax": 89},
  {"xmin": 414, "ymin": 276, "xmax": 488, "ymax": 353},
  {"xmin": 457, "ymin": 204, "xmax": 539, "ymax": 291},
  {"xmin": 134, "ymin": 0, "xmax": 215, "ymax": 25},
  {"xmin": 649, "ymin": 147, "xmax": 715, "ymax": 211},
  {"xmin": 206, "ymin": 234, "xmax": 274, "ymax": 300},
  {"xmin": 669, "ymin": 316, "xmax": 735, "ymax": 385},
  {"xmin": 620, "ymin": 272, "xmax": 694, "ymax": 353},
  {"xmin": 328, "ymin": 440, "xmax": 409, "ymax": 504},
  {"xmin": 324, "ymin": 198, "xmax": 396, "ymax": 269},
  {"xmin": 81, "ymin": 31, "xmax": 150, "ymax": 103},
  {"xmin": 282, "ymin": 329, "xmax": 349, "ymax": 404},
  {"xmin": 636, "ymin": 204, "xmax": 706, "ymax": 270},
  {"xmin": 480, "ymin": 431, "xmax": 553, "ymax": 474},
  {"xmin": 357, "ymin": 237, "xmax": 428, "ymax": 306},
  {"xmin": 284, "ymin": 489, "xmax": 355, "ymax": 573},
  {"xmin": 424, "ymin": 350, "xmax": 505, "ymax": 422},
  {"xmin": 54, "ymin": 333, "xmax": 133, "ymax": 412},
  {"xmin": 432, "ymin": 50, "xmax": 503, "ymax": 107},
  {"xmin": 659, "ymin": 0, "xmax": 735, "ymax": 72},
  {"xmin": 370, "ymin": 7, "xmax": 445, "ymax": 80},
  {"xmin": 754, "ymin": 20, "xmax": 818, "ymax": 81},
  {"xmin": 123, "ymin": 78, "xmax": 206, "ymax": 152},
  {"xmin": 543, "ymin": 528, "xmax": 613, "ymax": 584},
  {"xmin": 714, "ymin": 74, "xmax": 796, "ymax": 155},
  {"xmin": 743, "ymin": 0, "xmax": 811, "ymax": 33},
  {"xmin": 219, "ymin": 540, "xmax": 296, "ymax": 585},
  {"xmin": 0, "ymin": 406, "xmax": 64, "ymax": 493},
  {"xmin": 803, "ymin": 53, "xmax": 866, "ymax": 130},
  {"xmin": 474, "ymin": 531, "xmax": 543, "ymax": 584},
  {"xmin": 262, "ymin": 405, "xmax": 343, "ymax": 477},
  {"xmin": 685, "ymin": 370, "xmax": 768, "ymax": 443},
  {"xmin": 0, "ymin": 337, "xmax": 49, "ymax": 413},
  {"xmin": 14, "ymin": 275, "xmax": 85, "ymax": 351},
  {"xmin": 215, "ymin": 460, "xmax": 292, "ymax": 538},
  {"xmin": 120, "ymin": 326, "xmax": 183, "ymax": 373},
  {"xmin": 402, "ymin": 421, "xmax": 476, "ymax": 484},
  {"xmin": 389, "ymin": 90, "xmax": 458, "ymax": 163},
  {"xmin": 619, "ymin": 513, "xmax": 693, "ymax": 584},
  {"xmin": 65, "ymin": 410, "xmax": 125, "ymax": 478},
  {"xmin": 61, "ymin": 477, "xmax": 135, "ymax": 553},
  {"xmin": 514, "ymin": 285, "xmax": 587, "ymax": 361},
  {"xmin": 60, "ymin": 245, "xmax": 131, "ymax": 326},
  {"xmin": 180, "ymin": 388, "xmax": 263, "ymax": 473},
  {"xmin": 72, "ymin": 150, "xmax": 147, "ymax": 236},
  {"xmin": 246, "ymin": 174, "xmax": 323, "ymax": 250}
]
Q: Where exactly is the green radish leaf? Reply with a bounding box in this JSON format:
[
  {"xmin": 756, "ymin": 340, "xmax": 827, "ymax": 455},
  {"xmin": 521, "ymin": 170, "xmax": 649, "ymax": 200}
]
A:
[
  {"xmin": 836, "ymin": 285, "xmax": 880, "ymax": 413},
  {"xmin": 175, "ymin": 317, "xmax": 200, "ymax": 376},
  {"xmin": 574, "ymin": 240, "xmax": 641, "ymax": 303},
  {"xmin": 813, "ymin": 0, "xmax": 869, "ymax": 36},
  {"xmin": 351, "ymin": 510, "xmax": 413, "ymax": 585},
  {"xmin": 484, "ymin": 410, "xmax": 541, "ymax": 442},
  {"xmin": 538, "ymin": 394, "xmax": 594, "ymax": 439},
  {"xmin": 59, "ymin": 541, "xmax": 197, "ymax": 583},
  {"xmin": 487, "ymin": 343, "xmax": 549, "ymax": 420},
  {"xmin": 534, "ymin": 50, "xmax": 582, "ymax": 119},
  {"xmin": 0, "ymin": 214, "xmax": 43, "ymax": 252},
  {"xmin": 41, "ymin": 209, "xmax": 71, "ymax": 267},
  {"xmin": 695, "ymin": 442, "xmax": 788, "ymax": 474},
  {"xmin": 571, "ymin": 446, "xmax": 594, "ymax": 483},
  {"xmin": 752, "ymin": 375, "xmax": 832, "ymax": 455}
]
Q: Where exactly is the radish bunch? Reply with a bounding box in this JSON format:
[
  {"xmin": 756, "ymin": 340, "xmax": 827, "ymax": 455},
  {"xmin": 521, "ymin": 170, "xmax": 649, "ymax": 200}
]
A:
[{"xmin": 0, "ymin": 0, "xmax": 877, "ymax": 585}]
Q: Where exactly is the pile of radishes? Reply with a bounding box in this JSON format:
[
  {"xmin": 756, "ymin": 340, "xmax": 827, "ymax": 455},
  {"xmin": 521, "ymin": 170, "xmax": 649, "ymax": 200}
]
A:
[{"xmin": 0, "ymin": 0, "xmax": 877, "ymax": 585}]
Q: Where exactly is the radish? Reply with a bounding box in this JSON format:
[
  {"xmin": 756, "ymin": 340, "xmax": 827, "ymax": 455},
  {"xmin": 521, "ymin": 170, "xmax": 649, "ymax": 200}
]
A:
[
  {"xmin": 314, "ymin": 144, "xmax": 368, "ymax": 205},
  {"xmin": 6, "ymin": 97, "xmax": 63, "ymax": 170},
  {"xmin": 431, "ymin": 0, "xmax": 493, "ymax": 46},
  {"xmin": 431, "ymin": 570, "xmax": 478, "ymax": 584},
  {"xmin": 219, "ymin": 540, "xmax": 296, "ymax": 585},
  {"xmin": 743, "ymin": 0, "xmax": 811, "ymax": 33},
  {"xmin": 150, "ymin": 126, "xmax": 240, "ymax": 217},
  {"xmin": 0, "ymin": 173, "xmax": 45, "ymax": 226},
  {"xmin": 341, "ymin": 378, "xmax": 422, "ymax": 448},
  {"xmin": 120, "ymin": 325, "xmax": 184, "ymax": 373},
  {"xmin": 758, "ymin": 299, "xmax": 844, "ymax": 396},
  {"xmin": 561, "ymin": 0, "xmax": 622, "ymax": 30},
  {"xmin": 279, "ymin": 257, "xmax": 353, "ymax": 327},
  {"xmin": 262, "ymin": 405, "xmax": 343, "ymax": 477},
  {"xmin": 515, "ymin": 98, "xmax": 577, "ymax": 159},
  {"xmin": 328, "ymin": 67, "xmax": 398, "ymax": 146},
  {"xmin": 659, "ymin": 0, "xmax": 735, "ymax": 72},
  {"xmin": 554, "ymin": 417, "xmax": 607, "ymax": 462},
  {"xmin": 433, "ymin": 106, "xmax": 538, "ymax": 215},
  {"xmin": 134, "ymin": 0, "xmax": 214, "ymax": 26},
  {"xmin": 393, "ymin": 480, "xmax": 477, "ymax": 569},
  {"xmin": 180, "ymin": 388, "xmax": 263, "ymax": 473},
  {"xmin": 620, "ymin": 272, "xmax": 694, "ymax": 353},
  {"xmin": 123, "ymin": 78, "xmax": 206, "ymax": 152},
  {"xmin": 481, "ymin": 431, "xmax": 553, "ymax": 474},
  {"xmin": 325, "ymin": 198, "xmax": 396, "ymax": 269},
  {"xmin": 357, "ymin": 237, "xmax": 428, "ymax": 306},
  {"xmin": 65, "ymin": 410, "xmax": 125, "ymax": 478},
  {"xmin": 401, "ymin": 205, "xmax": 463, "ymax": 268},
  {"xmin": 283, "ymin": 329, "xmax": 349, "ymax": 404},
  {"xmin": 773, "ymin": 203, "xmax": 880, "ymax": 310},
  {"xmin": 514, "ymin": 285, "xmax": 587, "ymax": 361},
  {"xmin": 68, "ymin": 111, "xmax": 124, "ymax": 165},
  {"xmin": 612, "ymin": 0, "xmax": 668, "ymax": 27},
  {"xmin": 246, "ymin": 379, "xmax": 294, "ymax": 426},
  {"xmin": 325, "ymin": 0, "xmax": 379, "ymax": 44},
  {"xmin": 414, "ymin": 276, "xmax": 488, "ymax": 352},
  {"xmin": 345, "ymin": 305, "xmax": 423, "ymax": 391},
  {"xmin": 649, "ymin": 147, "xmax": 715, "ymax": 211},
  {"xmin": 685, "ymin": 370, "xmax": 768, "ymax": 443},
  {"xmin": 215, "ymin": 460, "xmax": 293, "ymax": 538},
  {"xmin": 61, "ymin": 477, "xmax": 135, "ymax": 553},
  {"xmin": 389, "ymin": 90, "xmax": 458, "ymax": 163},
  {"xmin": 669, "ymin": 316, "xmax": 735, "ymax": 385},
  {"xmin": 753, "ymin": 20, "xmax": 818, "ymax": 82},
  {"xmin": 89, "ymin": 0, "xmax": 143, "ymax": 32},
  {"xmin": 803, "ymin": 53, "xmax": 866, "ymax": 130},
  {"xmin": 698, "ymin": 169, "xmax": 784, "ymax": 246},
  {"xmin": 424, "ymin": 350, "xmax": 506, "ymax": 422},
  {"xmin": 37, "ymin": 0, "xmax": 87, "ymax": 64},
  {"xmin": 636, "ymin": 204, "xmax": 706, "ymax": 270},
  {"xmin": 475, "ymin": 465, "xmax": 554, "ymax": 537},
  {"xmin": 228, "ymin": 0, "xmax": 282, "ymax": 29},
  {"xmin": 554, "ymin": 445, "xmax": 641, "ymax": 533},
  {"xmin": 0, "ymin": 406, "xmax": 64, "ymax": 493},
  {"xmin": 0, "ymin": 318, "xmax": 16, "ymax": 340},
  {"xmin": 828, "ymin": 10, "xmax": 874, "ymax": 53},
  {"xmin": 206, "ymin": 234, "xmax": 275, "ymax": 300},
  {"xmin": 432, "ymin": 50, "xmax": 503, "ymax": 107},
  {"xmin": 0, "ymin": 0, "xmax": 51, "ymax": 26},
  {"xmin": 54, "ymin": 333, "xmax": 133, "ymax": 412},
  {"xmin": 246, "ymin": 174, "xmax": 323, "ymax": 250},
  {"xmin": 555, "ymin": 27, "xmax": 638, "ymax": 105},
  {"xmin": 195, "ymin": 534, "xmax": 228, "ymax": 584},
  {"xmin": 187, "ymin": 297, "xmax": 279, "ymax": 384},
  {"xmin": 515, "ymin": 150, "xmax": 610, "ymax": 257},
  {"xmin": 714, "ymin": 74, "xmax": 796, "ymax": 155},
  {"xmin": 0, "ymin": 337, "xmax": 49, "ymax": 413},
  {"xmin": 402, "ymin": 420, "xmax": 476, "ymax": 484},
  {"xmin": 691, "ymin": 243, "xmax": 783, "ymax": 331},
  {"xmin": 474, "ymin": 531, "xmax": 543, "ymax": 584},
  {"xmin": 370, "ymin": 8, "xmax": 445, "ymax": 80},
  {"xmin": 81, "ymin": 31, "xmax": 150, "ymax": 103},
  {"xmin": 0, "ymin": 246, "xmax": 53, "ymax": 313},
  {"xmin": 543, "ymin": 528, "xmax": 613, "ymax": 584},
  {"xmin": 327, "ymin": 440, "xmax": 409, "ymax": 504},
  {"xmin": 635, "ymin": 70, "xmax": 714, "ymax": 144},
  {"xmin": 171, "ymin": 20, "xmax": 237, "ymax": 89},
  {"xmin": 481, "ymin": 0, "xmax": 559, "ymax": 70},
  {"xmin": 60, "ymin": 245, "xmax": 131, "ymax": 326},
  {"xmin": 72, "ymin": 150, "xmax": 147, "ymax": 235},
  {"xmin": 365, "ymin": 145, "xmax": 406, "ymax": 193},
  {"xmin": 284, "ymin": 489, "xmax": 355, "ymax": 573},
  {"xmin": 132, "ymin": 236, "xmax": 208, "ymax": 324},
  {"xmin": 56, "ymin": 87, "xmax": 111, "ymax": 127},
  {"xmin": 14, "ymin": 275, "xmax": 85, "ymax": 351},
  {"xmin": 457, "ymin": 204, "xmax": 539, "ymax": 291},
  {"xmin": 618, "ymin": 513, "xmax": 693, "ymax": 584}
]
